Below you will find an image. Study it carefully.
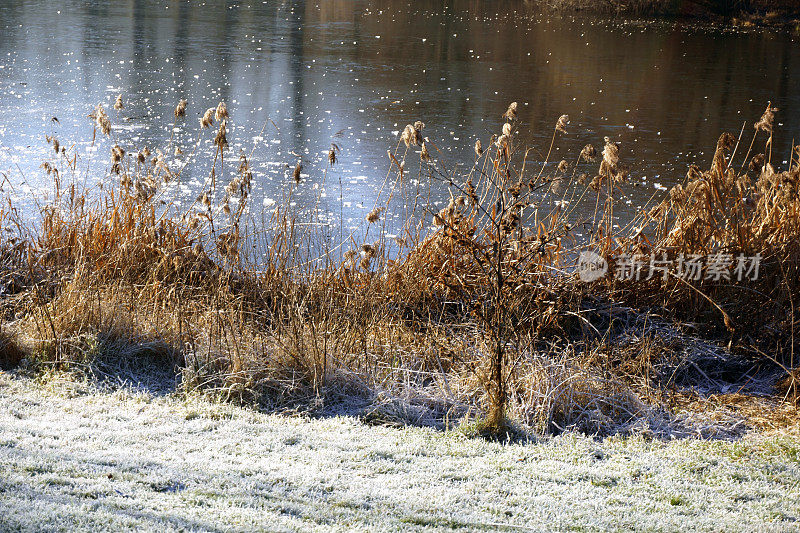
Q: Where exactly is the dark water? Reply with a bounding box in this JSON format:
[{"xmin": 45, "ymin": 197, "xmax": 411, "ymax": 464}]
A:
[{"xmin": 0, "ymin": 0, "xmax": 798, "ymax": 239}]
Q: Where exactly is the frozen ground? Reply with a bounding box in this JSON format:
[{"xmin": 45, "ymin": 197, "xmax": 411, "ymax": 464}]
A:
[{"xmin": 1, "ymin": 372, "xmax": 799, "ymax": 532}]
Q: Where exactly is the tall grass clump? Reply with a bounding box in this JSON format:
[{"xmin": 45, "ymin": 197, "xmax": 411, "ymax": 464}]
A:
[
  {"xmin": 595, "ymin": 103, "xmax": 800, "ymax": 401},
  {"xmin": 0, "ymin": 96, "xmax": 796, "ymax": 438}
]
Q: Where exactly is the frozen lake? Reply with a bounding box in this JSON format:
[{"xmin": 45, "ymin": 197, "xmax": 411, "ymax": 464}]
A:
[{"xmin": 0, "ymin": 0, "xmax": 798, "ymax": 240}]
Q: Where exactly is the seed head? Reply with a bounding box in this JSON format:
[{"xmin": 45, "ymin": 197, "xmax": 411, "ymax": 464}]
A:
[
  {"xmin": 755, "ymin": 102, "xmax": 778, "ymax": 133},
  {"xmin": 503, "ymin": 101, "xmax": 518, "ymax": 121},
  {"xmin": 602, "ymin": 139, "xmax": 620, "ymax": 168},
  {"xmin": 580, "ymin": 144, "xmax": 597, "ymax": 161},
  {"xmin": 201, "ymin": 108, "xmax": 215, "ymax": 128},
  {"xmin": 401, "ymin": 124, "xmax": 421, "ymax": 147},
  {"xmin": 474, "ymin": 139, "xmax": 483, "ymax": 157},
  {"xmin": 174, "ymin": 99, "xmax": 187, "ymax": 118},
  {"xmin": 110, "ymin": 145, "xmax": 125, "ymax": 174},
  {"xmin": 366, "ymin": 207, "xmax": 383, "ymax": 223},
  {"xmin": 110, "ymin": 144, "xmax": 125, "ymax": 163},
  {"xmin": 328, "ymin": 143, "xmax": 339, "ymax": 166},
  {"xmin": 556, "ymin": 114, "xmax": 569, "ymax": 134},
  {"xmin": 114, "ymin": 94, "xmax": 124, "ymax": 111},
  {"xmin": 214, "ymin": 121, "xmax": 228, "ymax": 150},
  {"xmin": 45, "ymin": 136, "xmax": 60, "ymax": 154},
  {"xmin": 465, "ymin": 180, "xmax": 478, "ymax": 204},
  {"xmin": 761, "ymin": 163, "xmax": 776, "ymax": 183},
  {"xmin": 134, "ymin": 180, "xmax": 146, "ymax": 198},
  {"xmin": 420, "ymin": 142, "xmax": 430, "ymax": 162},
  {"xmin": 293, "ymin": 162, "xmax": 303, "ymax": 183},
  {"xmin": 92, "ymin": 104, "xmax": 112, "ymax": 136},
  {"xmin": 215, "ymin": 102, "xmax": 229, "ymax": 121},
  {"xmin": 687, "ymin": 164, "xmax": 703, "ymax": 181},
  {"xmin": 360, "ymin": 243, "xmax": 376, "ymax": 258},
  {"xmin": 502, "ymin": 122, "xmax": 512, "ymax": 137}
]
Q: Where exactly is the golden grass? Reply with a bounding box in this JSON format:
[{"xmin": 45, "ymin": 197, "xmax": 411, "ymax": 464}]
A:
[
  {"xmin": 612, "ymin": 119, "xmax": 799, "ymax": 372},
  {"xmin": 0, "ymin": 97, "xmax": 797, "ymax": 436}
]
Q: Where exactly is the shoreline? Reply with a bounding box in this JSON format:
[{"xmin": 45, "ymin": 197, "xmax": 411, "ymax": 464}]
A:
[
  {"xmin": 1, "ymin": 99, "xmax": 798, "ymax": 439},
  {"xmin": 546, "ymin": 0, "xmax": 800, "ymax": 27}
]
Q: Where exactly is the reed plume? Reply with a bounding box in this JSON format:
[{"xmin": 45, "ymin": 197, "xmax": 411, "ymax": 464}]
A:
[
  {"xmin": 755, "ymin": 102, "xmax": 778, "ymax": 133},
  {"xmin": 214, "ymin": 121, "xmax": 228, "ymax": 150},
  {"xmin": 580, "ymin": 144, "xmax": 597, "ymax": 161},
  {"xmin": 556, "ymin": 114, "xmax": 569, "ymax": 134},
  {"xmin": 215, "ymin": 102, "xmax": 229, "ymax": 121},
  {"xmin": 502, "ymin": 101, "xmax": 518, "ymax": 121},
  {"xmin": 328, "ymin": 143, "xmax": 339, "ymax": 166},
  {"xmin": 174, "ymin": 99, "xmax": 188, "ymax": 118},
  {"xmin": 420, "ymin": 142, "xmax": 431, "ymax": 162},
  {"xmin": 91, "ymin": 104, "xmax": 112, "ymax": 136},
  {"xmin": 110, "ymin": 145, "xmax": 125, "ymax": 174},
  {"xmin": 201, "ymin": 108, "xmax": 215, "ymax": 128},
  {"xmin": 366, "ymin": 207, "xmax": 383, "ymax": 223},
  {"xmin": 401, "ymin": 124, "xmax": 422, "ymax": 147}
]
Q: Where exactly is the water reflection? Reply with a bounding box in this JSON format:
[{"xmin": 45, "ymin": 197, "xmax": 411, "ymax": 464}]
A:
[{"xmin": 0, "ymin": 0, "xmax": 797, "ymax": 235}]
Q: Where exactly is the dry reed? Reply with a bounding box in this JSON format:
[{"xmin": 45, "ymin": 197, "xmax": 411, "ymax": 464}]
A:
[{"xmin": 0, "ymin": 97, "xmax": 796, "ymax": 440}]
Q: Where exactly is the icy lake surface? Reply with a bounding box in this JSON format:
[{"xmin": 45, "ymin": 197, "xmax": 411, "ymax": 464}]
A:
[{"xmin": 0, "ymin": 0, "xmax": 798, "ymax": 238}]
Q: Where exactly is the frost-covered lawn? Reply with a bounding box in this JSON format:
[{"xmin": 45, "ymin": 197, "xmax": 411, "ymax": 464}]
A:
[{"xmin": 1, "ymin": 373, "xmax": 799, "ymax": 532}]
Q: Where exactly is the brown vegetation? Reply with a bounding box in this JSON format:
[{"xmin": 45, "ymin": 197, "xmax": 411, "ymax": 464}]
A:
[
  {"xmin": 0, "ymin": 98, "xmax": 796, "ymax": 437},
  {"xmin": 546, "ymin": 0, "xmax": 800, "ymax": 24}
]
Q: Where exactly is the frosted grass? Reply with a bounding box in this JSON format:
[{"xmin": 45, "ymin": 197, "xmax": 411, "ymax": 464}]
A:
[{"xmin": 1, "ymin": 373, "xmax": 798, "ymax": 532}]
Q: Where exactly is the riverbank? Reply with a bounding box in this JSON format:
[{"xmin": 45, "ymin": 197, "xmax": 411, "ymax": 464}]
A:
[
  {"xmin": 548, "ymin": 0, "xmax": 800, "ymax": 26},
  {"xmin": 1, "ymin": 99, "xmax": 798, "ymax": 438},
  {"xmin": 1, "ymin": 372, "xmax": 799, "ymax": 532}
]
